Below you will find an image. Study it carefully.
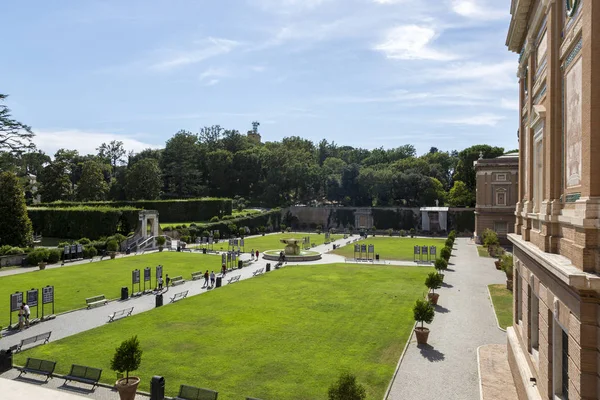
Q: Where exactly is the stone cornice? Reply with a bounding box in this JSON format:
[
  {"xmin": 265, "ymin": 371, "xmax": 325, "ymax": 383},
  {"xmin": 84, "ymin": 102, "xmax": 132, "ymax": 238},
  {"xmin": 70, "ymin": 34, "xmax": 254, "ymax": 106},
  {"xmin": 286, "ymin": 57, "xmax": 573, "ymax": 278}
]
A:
[{"xmin": 506, "ymin": 0, "xmax": 534, "ymax": 52}]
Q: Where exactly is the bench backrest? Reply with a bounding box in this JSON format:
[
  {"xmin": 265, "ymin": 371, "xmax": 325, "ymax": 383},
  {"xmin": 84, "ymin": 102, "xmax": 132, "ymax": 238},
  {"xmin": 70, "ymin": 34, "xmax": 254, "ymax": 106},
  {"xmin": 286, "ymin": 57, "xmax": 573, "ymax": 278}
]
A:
[
  {"xmin": 86, "ymin": 295, "xmax": 105, "ymax": 304},
  {"xmin": 178, "ymin": 384, "xmax": 218, "ymax": 400},
  {"xmin": 175, "ymin": 291, "xmax": 188, "ymax": 299},
  {"xmin": 37, "ymin": 332, "xmax": 51, "ymax": 341},
  {"xmin": 191, "ymin": 272, "xmax": 202, "ymax": 276},
  {"xmin": 173, "ymin": 276, "xmax": 183, "ymax": 281},
  {"xmin": 21, "ymin": 336, "xmax": 38, "ymax": 346},
  {"xmin": 25, "ymin": 358, "xmax": 56, "ymax": 374},
  {"xmin": 69, "ymin": 364, "xmax": 102, "ymax": 381}
]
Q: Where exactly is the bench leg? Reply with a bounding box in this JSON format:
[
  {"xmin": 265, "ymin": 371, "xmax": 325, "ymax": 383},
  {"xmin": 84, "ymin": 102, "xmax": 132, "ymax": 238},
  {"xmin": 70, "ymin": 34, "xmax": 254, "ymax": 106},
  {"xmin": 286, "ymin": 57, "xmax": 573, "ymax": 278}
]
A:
[{"xmin": 18, "ymin": 370, "xmax": 24, "ymax": 378}]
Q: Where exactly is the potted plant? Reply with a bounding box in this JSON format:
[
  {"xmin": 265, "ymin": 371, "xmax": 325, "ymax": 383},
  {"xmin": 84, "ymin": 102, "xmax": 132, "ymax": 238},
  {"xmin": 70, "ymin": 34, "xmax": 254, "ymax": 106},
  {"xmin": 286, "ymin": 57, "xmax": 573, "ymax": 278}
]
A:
[
  {"xmin": 440, "ymin": 246, "xmax": 451, "ymax": 262},
  {"xmin": 409, "ymin": 228, "xmax": 416, "ymax": 238},
  {"xmin": 111, "ymin": 336, "xmax": 143, "ymax": 400},
  {"xmin": 107, "ymin": 240, "xmax": 119, "ymax": 259},
  {"xmin": 434, "ymin": 258, "xmax": 448, "ymax": 280},
  {"xmin": 500, "ymin": 253, "xmax": 514, "ymax": 291},
  {"xmin": 156, "ymin": 236, "xmax": 166, "ymax": 252},
  {"xmin": 38, "ymin": 262, "xmax": 47, "ymax": 270},
  {"xmin": 413, "ymin": 298, "xmax": 435, "ymax": 345},
  {"xmin": 425, "ymin": 272, "xmax": 443, "ymax": 305}
]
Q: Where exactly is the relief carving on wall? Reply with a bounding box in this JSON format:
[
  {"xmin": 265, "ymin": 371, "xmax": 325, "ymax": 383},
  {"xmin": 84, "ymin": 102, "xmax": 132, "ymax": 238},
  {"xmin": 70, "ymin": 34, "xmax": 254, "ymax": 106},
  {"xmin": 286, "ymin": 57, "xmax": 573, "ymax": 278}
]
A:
[
  {"xmin": 565, "ymin": 57, "xmax": 582, "ymax": 188},
  {"xmin": 537, "ymin": 31, "xmax": 547, "ymax": 69}
]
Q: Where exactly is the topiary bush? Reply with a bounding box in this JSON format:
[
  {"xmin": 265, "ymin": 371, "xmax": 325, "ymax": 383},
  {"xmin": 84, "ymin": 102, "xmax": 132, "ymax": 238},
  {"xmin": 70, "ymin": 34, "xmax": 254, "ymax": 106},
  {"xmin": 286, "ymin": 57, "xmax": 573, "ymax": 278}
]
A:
[
  {"xmin": 482, "ymin": 228, "xmax": 499, "ymax": 247},
  {"xmin": 445, "ymin": 238, "xmax": 454, "ymax": 248},
  {"xmin": 78, "ymin": 238, "xmax": 91, "ymax": 245},
  {"xmin": 425, "ymin": 272, "xmax": 443, "ymax": 294},
  {"xmin": 434, "ymin": 258, "xmax": 448, "ymax": 273},
  {"xmin": 26, "ymin": 248, "xmax": 50, "ymax": 265},
  {"xmin": 414, "ymin": 298, "xmax": 435, "ymax": 328},
  {"xmin": 110, "ymin": 335, "xmax": 142, "ymax": 383},
  {"xmin": 46, "ymin": 248, "xmax": 62, "ymax": 264},
  {"xmin": 106, "ymin": 240, "xmax": 119, "ymax": 252},
  {"xmin": 327, "ymin": 373, "xmax": 366, "ymax": 400},
  {"xmin": 440, "ymin": 246, "xmax": 451, "ymax": 261},
  {"xmin": 83, "ymin": 245, "xmax": 98, "ymax": 259}
]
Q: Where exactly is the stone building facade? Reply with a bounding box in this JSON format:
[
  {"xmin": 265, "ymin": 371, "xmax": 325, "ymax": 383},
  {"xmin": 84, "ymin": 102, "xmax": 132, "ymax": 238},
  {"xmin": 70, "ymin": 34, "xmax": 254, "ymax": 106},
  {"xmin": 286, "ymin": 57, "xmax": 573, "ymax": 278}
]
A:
[
  {"xmin": 474, "ymin": 153, "xmax": 519, "ymax": 244},
  {"xmin": 506, "ymin": 1, "xmax": 600, "ymax": 399}
]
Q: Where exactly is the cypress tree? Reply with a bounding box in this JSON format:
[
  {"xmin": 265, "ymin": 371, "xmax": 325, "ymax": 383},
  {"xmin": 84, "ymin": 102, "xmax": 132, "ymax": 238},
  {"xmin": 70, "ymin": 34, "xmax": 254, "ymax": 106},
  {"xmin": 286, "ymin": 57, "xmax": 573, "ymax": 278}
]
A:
[{"xmin": 0, "ymin": 172, "xmax": 33, "ymax": 247}]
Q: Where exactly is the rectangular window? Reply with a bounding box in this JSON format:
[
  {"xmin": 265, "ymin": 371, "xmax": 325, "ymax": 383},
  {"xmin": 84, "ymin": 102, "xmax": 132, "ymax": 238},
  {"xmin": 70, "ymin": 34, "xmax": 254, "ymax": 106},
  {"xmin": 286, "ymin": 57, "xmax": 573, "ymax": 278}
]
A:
[
  {"xmin": 562, "ymin": 329, "xmax": 569, "ymax": 399},
  {"xmin": 496, "ymin": 190, "xmax": 507, "ymax": 206},
  {"xmin": 496, "ymin": 173, "xmax": 507, "ymax": 182},
  {"xmin": 553, "ymin": 316, "xmax": 569, "ymax": 399},
  {"xmin": 533, "ymin": 123, "xmax": 544, "ymax": 212},
  {"xmin": 531, "ymin": 294, "xmax": 539, "ymax": 352},
  {"xmin": 515, "ymin": 275, "xmax": 522, "ymax": 323},
  {"xmin": 494, "ymin": 221, "xmax": 508, "ymax": 236}
]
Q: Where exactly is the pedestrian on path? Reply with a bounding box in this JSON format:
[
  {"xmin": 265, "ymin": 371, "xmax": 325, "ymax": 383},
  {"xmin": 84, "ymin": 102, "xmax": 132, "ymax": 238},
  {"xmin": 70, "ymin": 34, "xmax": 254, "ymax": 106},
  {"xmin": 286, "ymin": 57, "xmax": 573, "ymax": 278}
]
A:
[
  {"xmin": 204, "ymin": 270, "xmax": 209, "ymax": 287},
  {"xmin": 221, "ymin": 263, "xmax": 227, "ymax": 277},
  {"xmin": 158, "ymin": 276, "xmax": 163, "ymax": 290},
  {"xmin": 23, "ymin": 303, "xmax": 30, "ymax": 327},
  {"xmin": 166, "ymin": 274, "xmax": 171, "ymax": 288},
  {"xmin": 255, "ymin": 250, "xmax": 259, "ymax": 259},
  {"xmin": 251, "ymin": 249, "xmax": 254, "ymax": 260},
  {"xmin": 210, "ymin": 271, "xmax": 215, "ymax": 287},
  {"xmin": 18, "ymin": 305, "xmax": 25, "ymax": 330}
]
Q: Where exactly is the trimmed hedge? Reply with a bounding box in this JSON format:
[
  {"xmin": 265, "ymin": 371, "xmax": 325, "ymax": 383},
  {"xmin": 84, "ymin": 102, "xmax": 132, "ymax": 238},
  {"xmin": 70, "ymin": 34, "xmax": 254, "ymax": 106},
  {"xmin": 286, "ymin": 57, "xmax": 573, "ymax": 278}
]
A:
[
  {"xmin": 30, "ymin": 198, "xmax": 233, "ymax": 223},
  {"xmin": 372, "ymin": 209, "xmax": 416, "ymax": 230},
  {"xmin": 28, "ymin": 207, "xmax": 140, "ymax": 240},
  {"xmin": 199, "ymin": 209, "xmax": 281, "ymax": 237}
]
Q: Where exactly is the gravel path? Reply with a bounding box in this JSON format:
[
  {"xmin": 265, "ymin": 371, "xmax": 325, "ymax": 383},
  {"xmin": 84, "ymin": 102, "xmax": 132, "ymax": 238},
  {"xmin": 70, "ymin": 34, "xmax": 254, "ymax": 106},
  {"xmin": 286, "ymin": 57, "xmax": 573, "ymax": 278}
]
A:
[{"xmin": 386, "ymin": 238, "xmax": 507, "ymax": 400}]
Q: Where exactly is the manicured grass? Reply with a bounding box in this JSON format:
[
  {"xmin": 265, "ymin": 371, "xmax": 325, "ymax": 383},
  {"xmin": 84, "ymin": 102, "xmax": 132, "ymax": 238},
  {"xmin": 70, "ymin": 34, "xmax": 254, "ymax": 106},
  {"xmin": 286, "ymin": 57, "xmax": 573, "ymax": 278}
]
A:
[
  {"xmin": 238, "ymin": 233, "xmax": 344, "ymax": 252},
  {"xmin": 160, "ymin": 209, "xmax": 263, "ymax": 228},
  {"xmin": 0, "ymin": 253, "xmax": 221, "ymax": 327},
  {"xmin": 488, "ymin": 284, "xmax": 513, "ymax": 329},
  {"xmin": 16, "ymin": 263, "xmax": 431, "ymax": 400},
  {"xmin": 477, "ymin": 246, "xmax": 494, "ymax": 258},
  {"xmin": 331, "ymin": 237, "xmax": 446, "ymax": 261}
]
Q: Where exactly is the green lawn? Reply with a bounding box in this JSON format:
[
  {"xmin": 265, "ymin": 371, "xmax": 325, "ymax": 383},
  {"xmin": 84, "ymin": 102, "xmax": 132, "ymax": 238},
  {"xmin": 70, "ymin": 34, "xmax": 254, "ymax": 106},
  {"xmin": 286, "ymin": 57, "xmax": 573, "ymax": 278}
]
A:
[
  {"xmin": 331, "ymin": 237, "xmax": 446, "ymax": 261},
  {"xmin": 237, "ymin": 233, "xmax": 344, "ymax": 252},
  {"xmin": 0, "ymin": 253, "xmax": 221, "ymax": 327},
  {"xmin": 488, "ymin": 284, "xmax": 513, "ymax": 329},
  {"xmin": 16, "ymin": 264, "xmax": 430, "ymax": 400},
  {"xmin": 477, "ymin": 246, "xmax": 494, "ymax": 258}
]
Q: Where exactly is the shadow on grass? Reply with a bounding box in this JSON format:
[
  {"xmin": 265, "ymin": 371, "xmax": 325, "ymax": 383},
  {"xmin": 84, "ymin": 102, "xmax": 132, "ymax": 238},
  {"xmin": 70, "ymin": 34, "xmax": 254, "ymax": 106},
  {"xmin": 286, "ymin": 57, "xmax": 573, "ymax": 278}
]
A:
[
  {"xmin": 434, "ymin": 304, "xmax": 450, "ymax": 314},
  {"xmin": 417, "ymin": 344, "xmax": 445, "ymax": 362}
]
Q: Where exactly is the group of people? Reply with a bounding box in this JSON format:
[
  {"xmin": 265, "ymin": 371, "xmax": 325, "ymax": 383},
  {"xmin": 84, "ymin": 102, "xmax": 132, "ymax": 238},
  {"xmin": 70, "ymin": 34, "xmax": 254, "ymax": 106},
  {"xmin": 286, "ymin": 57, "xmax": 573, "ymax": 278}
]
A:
[
  {"xmin": 18, "ymin": 302, "xmax": 31, "ymax": 330},
  {"xmin": 157, "ymin": 274, "xmax": 171, "ymax": 290}
]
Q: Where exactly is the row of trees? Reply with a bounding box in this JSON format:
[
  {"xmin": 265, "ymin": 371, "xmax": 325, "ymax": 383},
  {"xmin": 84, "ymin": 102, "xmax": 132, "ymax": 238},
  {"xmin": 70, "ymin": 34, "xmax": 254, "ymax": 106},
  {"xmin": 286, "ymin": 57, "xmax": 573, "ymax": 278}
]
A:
[{"xmin": 1, "ymin": 94, "xmax": 507, "ymax": 209}]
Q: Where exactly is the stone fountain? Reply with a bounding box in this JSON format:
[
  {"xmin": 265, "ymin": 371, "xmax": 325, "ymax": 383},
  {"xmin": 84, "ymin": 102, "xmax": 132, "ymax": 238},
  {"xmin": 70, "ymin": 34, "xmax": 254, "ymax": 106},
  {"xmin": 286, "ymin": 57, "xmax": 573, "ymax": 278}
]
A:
[{"xmin": 263, "ymin": 238, "xmax": 322, "ymax": 262}]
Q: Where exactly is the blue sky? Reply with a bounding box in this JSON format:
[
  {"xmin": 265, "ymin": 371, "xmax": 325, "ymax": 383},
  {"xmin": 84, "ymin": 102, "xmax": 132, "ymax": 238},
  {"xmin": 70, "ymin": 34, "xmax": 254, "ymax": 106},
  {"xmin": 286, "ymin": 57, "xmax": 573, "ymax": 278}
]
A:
[{"xmin": 2, "ymin": 0, "xmax": 519, "ymax": 157}]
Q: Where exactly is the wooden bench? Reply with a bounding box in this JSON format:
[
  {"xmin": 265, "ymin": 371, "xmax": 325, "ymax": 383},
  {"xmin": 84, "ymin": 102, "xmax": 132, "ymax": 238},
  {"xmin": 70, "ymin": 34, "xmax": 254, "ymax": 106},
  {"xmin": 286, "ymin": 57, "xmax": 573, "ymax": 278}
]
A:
[
  {"xmin": 16, "ymin": 331, "xmax": 52, "ymax": 352},
  {"xmin": 227, "ymin": 275, "xmax": 241, "ymax": 284},
  {"xmin": 170, "ymin": 290, "xmax": 189, "ymax": 303},
  {"xmin": 174, "ymin": 384, "xmax": 219, "ymax": 400},
  {"xmin": 107, "ymin": 307, "xmax": 134, "ymax": 322},
  {"xmin": 171, "ymin": 276, "xmax": 185, "ymax": 286},
  {"xmin": 252, "ymin": 268, "xmax": 264, "ymax": 276},
  {"xmin": 191, "ymin": 271, "xmax": 203, "ymax": 281},
  {"xmin": 64, "ymin": 364, "xmax": 102, "ymax": 388},
  {"xmin": 17, "ymin": 357, "xmax": 56, "ymax": 382},
  {"xmin": 85, "ymin": 295, "xmax": 108, "ymax": 309}
]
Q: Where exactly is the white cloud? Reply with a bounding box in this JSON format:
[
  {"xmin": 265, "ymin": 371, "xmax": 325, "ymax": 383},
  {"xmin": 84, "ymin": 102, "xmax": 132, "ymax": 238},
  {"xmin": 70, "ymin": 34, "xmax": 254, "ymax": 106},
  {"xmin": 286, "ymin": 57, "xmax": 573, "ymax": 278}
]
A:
[
  {"xmin": 450, "ymin": 0, "xmax": 507, "ymax": 21},
  {"xmin": 374, "ymin": 25, "xmax": 458, "ymax": 61},
  {"xmin": 251, "ymin": 0, "xmax": 331, "ymax": 13},
  {"xmin": 34, "ymin": 129, "xmax": 161, "ymax": 157},
  {"xmin": 424, "ymin": 60, "xmax": 517, "ymax": 89},
  {"xmin": 320, "ymin": 89, "xmax": 489, "ymax": 107},
  {"xmin": 440, "ymin": 113, "xmax": 506, "ymax": 126},
  {"xmin": 150, "ymin": 37, "xmax": 240, "ymax": 71},
  {"xmin": 501, "ymin": 98, "xmax": 519, "ymax": 111},
  {"xmin": 372, "ymin": 0, "xmax": 408, "ymax": 3}
]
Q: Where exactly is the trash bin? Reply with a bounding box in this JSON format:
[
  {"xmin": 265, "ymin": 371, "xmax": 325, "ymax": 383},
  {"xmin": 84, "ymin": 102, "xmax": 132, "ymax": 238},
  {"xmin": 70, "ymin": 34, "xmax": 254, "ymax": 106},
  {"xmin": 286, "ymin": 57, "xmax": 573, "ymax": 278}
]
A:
[
  {"xmin": 266, "ymin": 263, "xmax": 271, "ymax": 272},
  {"xmin": 150, "ymin": 375, "xmax": 165, "ymax": 400},
  {"xmin": 0, "ymin": 349, "xmax": 13, "ymax": 374},
  {"xmin": 121, "ymin": 287, "xmax": 129, "ymax": 301},
  {"xmin": 155, "ymin": 294, "xmax": 163, "ymax": 308},
  {"xmin": 332, "ymin": 244, "xmax": 336, "ymax": 250},
  {"xmin": 376, "ymin": 254, "xmax": 380, "ymax": 261},
  {"xmin": 216, "ymin": 276, "xmax": 222, "ymax": 288},
  {"xmin": 238, "ymin": 260, "xmax": 243, "ymax": 269},
  {"xmin": 203, "ymin": 248, "xmax": 207, "ymax": 254}
]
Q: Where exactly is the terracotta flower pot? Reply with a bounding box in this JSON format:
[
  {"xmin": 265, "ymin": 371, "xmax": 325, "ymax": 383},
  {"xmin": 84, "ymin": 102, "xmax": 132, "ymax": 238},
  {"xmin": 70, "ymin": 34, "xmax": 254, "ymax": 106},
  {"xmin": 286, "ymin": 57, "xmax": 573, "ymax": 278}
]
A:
[
  {"xmin": 415, "ymin": 327, "xmax": 430, "ymax": 345},
  {"xmin": 158, "ymin": 247, "xmax": 164, "ymax": 252},
  {"xmin": 427, "ymin": 292, "xmax": 439, "ymax": 305},
  {"xmin": 38, "ymin": 262, "xmax": 47, "ymax": 270},
  {"xmin": 110, "ymin": 252, "xmax": 117, "ymax": 260},
  {"xmin": 115, "ymin": 377, "xmax": 140, "ymax": 400}
]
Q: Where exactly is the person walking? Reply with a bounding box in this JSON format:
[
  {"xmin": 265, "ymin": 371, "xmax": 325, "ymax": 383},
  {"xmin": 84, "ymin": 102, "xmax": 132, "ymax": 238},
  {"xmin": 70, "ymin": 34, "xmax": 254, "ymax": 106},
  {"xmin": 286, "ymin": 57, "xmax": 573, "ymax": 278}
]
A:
[
  {"xmin": 23, "ymin": 302, "xmax": 30, "ymax": 328},
  {"xmin": 210, "ymin": 271, "xmax": 216, "ymax": 287},
  {"xmin": 203, "ymin": 270, "xmax": 209, "ymax": 287},
  {"xmin": 221, "ymin": 263, "xmax": 227, "ymax": 277},
  {"xmin": 251, "ymin": 249, "xmax": 254, "ymax": 260},
  {"xmin": 18, "ymin": 305, "xmax": 24, "ymax": 331},
  {"xmin": 255, "ymin": 249, "xmax": 259, "ymax": 259},
  {"xmin": 166, "ymin": 274, "xmax": 171, "ymax": 288},
  {"xmin": 158, "ymin": 276, "xmax": 164, "ymax": 290}
]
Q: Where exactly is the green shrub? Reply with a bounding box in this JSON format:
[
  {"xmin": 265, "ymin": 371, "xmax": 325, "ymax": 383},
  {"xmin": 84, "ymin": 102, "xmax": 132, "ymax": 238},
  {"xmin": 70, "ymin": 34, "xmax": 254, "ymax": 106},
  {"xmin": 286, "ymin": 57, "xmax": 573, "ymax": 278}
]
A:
[
  {"xmin": 434, "ymin": 258, "xmax": 448, "ymax": 273},
  {"xmin": 47, "ymin": 248, "xmax": 62, "ymax": 264},
  {"xmin": 286, "ymin": 227, "xmax": 291, "ymax": 232},
  {"xmin": 0, "ymin": 245, "xmax": 12, "ymax": 256},
  {"xmin": 448, "ymin": 230, "xmax": 457, "ymax": 240},
  {"xmin": 440, "ymin": 246, "xmax": 451, "ymax": 261},
  {"xmin": 156, "ymin": 236, "xmax": 166, "ymax": 246},
  {"xmin": 83, "ymin": 245, "xmax": 98, "ymax": 259},
  {"xmin": 90, "ymin": 240, "xmax": 107, "ymax": 251},
  {"xmin": 409, "ymin": 228, "xmax": 416, "ymax": 237},
  {"xmin": 425, "ymin": 272, "xmax": 443, "ymax": 294},
  {"xmin": 327, "ymin": 373, "xmax": 366, "ymax": 400},
  {"xmin": 399, "ymin": 229, "xmax": 406, "ymax": 237},
  {"xmin": 239, "ymin": 227, "xmax": 246, "ymax": 237},
  {"xmin": 387, "ymin": 228, "xmax": 393, "ymax": 236},
  {"xmin": 163, "ymin": 226, "xmax": 172, "ymax": 232},
  {"xmin": 110, "ymin": 335, "xmax": 142, "ymax": 383},
  {"xmin": 6, "ymin": 247, "xmax": 24, "ymax": 255},
  {"xmin": 500, "ymin": 253, "xmax": 514, "ymax": 278},
  {"xmin": 413, "ymin": 298, "xmax": 435, "ymax": 328},
  {"xmin": 180, "ymin": 235, "xmax": 190, "ymax": 243},
  {"xmin": 445, "ymin": 238, "xmax": 454, "ymax": 248},
  {"xmin": 78, "ymin": 237, "xmax": 91, "ymax": 245},
  {"xmin": 106, "ymin": 240, "xmax": 119, "ymax": 252},
  {"xmin": 26, "ymin": 248, "xmax": 49, "ymax": 265},
  {"xmin": 482, "ymin": 228, "xmax": 499, "ymax": 247}
]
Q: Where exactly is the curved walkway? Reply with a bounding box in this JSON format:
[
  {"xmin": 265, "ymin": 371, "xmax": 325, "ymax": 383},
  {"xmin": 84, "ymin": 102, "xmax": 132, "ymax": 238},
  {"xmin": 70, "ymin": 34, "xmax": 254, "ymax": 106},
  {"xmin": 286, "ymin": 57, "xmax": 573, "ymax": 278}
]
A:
[{"xmin": 386, "ymin": 238, "xmax": 507, "ymax": 400}]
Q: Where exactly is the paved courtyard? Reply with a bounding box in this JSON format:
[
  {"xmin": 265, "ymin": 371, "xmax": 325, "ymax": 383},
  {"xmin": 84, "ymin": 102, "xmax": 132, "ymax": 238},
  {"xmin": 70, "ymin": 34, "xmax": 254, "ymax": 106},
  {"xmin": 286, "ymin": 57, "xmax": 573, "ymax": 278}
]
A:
[{"xmin": 0, "ymin": 235, "xmax": 510, "ymax": 399}]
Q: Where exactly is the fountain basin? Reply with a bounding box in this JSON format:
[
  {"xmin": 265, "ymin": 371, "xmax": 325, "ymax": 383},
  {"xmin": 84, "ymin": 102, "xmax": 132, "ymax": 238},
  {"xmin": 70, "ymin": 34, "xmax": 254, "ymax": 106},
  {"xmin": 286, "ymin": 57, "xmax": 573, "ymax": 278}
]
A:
[{"xmin": 263, "ymin": 249, "xmax": 322, "ymax": 262}]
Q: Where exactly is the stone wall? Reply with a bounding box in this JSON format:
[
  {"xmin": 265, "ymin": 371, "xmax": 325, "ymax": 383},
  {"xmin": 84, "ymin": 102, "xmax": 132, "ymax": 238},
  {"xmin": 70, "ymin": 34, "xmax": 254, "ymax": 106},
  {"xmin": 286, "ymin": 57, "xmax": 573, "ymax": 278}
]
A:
[{"xmin": 282, "ymin": 207, "xmax": 475, "ymax": 233}]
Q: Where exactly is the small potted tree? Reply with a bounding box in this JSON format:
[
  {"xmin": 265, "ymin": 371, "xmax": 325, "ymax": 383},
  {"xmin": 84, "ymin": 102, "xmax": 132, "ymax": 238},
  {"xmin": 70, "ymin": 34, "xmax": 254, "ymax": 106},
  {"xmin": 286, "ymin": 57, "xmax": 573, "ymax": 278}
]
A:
[
  {"xmin": 500, "ymin": 253, "xmax": 514, "ymax": 291},
  {"xmin": 434, "ymin": 258, "xmax": 448, "ymax": 281},
  {"xmin": 107, "ymin": 240, "xmax": 119, "ymax": 259},
  {"xmin": 425, "ymin": 272, "xmax": 443, "ymax": 305},
  {"xmin": 413, "ymin": 298, "xmax": 435, "ymax": 345},
  {"xmin": 111, "ymin": 335, "xmax": 142, "ymax": 400},
  {"xmin": 156, "ymin": 236, "xmax": 166, "ymax": 252},
  {"xmin": 327, "ymin": 372, "xmax": 366, "ymax": 400},
  {"xmin": 409, "ymin": 228, "xmax": 416, "ymax": 238},
  {"xmin": 440, "ymin": 246, "xmax": 451, "ymax": 262}
]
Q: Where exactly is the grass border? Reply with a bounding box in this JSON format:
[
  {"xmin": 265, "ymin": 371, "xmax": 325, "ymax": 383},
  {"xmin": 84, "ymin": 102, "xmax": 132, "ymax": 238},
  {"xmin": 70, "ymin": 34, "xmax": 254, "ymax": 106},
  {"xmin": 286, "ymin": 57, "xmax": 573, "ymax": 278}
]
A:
[{"xmin": 487, "ymin": 285, "xmax": 508, "ymax": 332}]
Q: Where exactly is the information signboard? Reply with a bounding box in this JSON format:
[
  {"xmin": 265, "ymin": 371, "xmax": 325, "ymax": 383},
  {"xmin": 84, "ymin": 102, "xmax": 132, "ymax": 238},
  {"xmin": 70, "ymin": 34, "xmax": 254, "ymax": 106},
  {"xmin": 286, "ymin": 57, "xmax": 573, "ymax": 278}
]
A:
[
  {"xmin": 221, "ymin": 253, "xmax": 226, "ymax": 264},
  {"xmin": 144, "ymin": 267, "xmax": 151, "ymax": 282},
  {"xmin": 228, "ymin": 239, "xmax": 233, "ymax": 246},
  {"xmin": 132, "ymin": 269, "xmax": 140, "ymax": 284},
  {"xmin": 368, "ymin": 244, "xmax": 374, "ymax": 253},
  {"xmin": 195, "ymin": 238, "xmax": 200, "ymax": 244},
  {"xmin": 430, "ymin": 246, "xmax": 437, "ymax": 256},
  {"xmin": 77, "ymin": 244, "xmax": 83, "ymax": 254},
  {"xmin": 10, "ymin": 292, "xmax": 23, "ymax": 312},
  {"xmin": 156, "ymin": 265, "xmax": 163, "ymax": 280},
  {"xmin": 354, "ymin": 244, "xmax": 360, "ymax": 252},
  {"xmin": 361, "ymin": 244, "xmax": 367, "ymax": 252},
  {"xmin": 422, "ymin": 246, "xmax": 428, "ymax": 255},
  {"xmin": 227, "ymin": 253, "xmax": 231, "ymax": 262},
  {"xmin": 240, "ymin": 239, "xmax": 244, "ymax": 247},
  {"xmin": 209, "ymin": 237, "xmax": 213, "ymax": 245},
  {"xmin": 234, "ymin": 239, "xmax": 239, "ymax": 247},
  {"xmin": 203, "ymin": 237, "xmax": 208, "ymax": 244},
  {"xmin": 414, "ymin": 246, "xmax": 421, "ymax": 255},
  {"xmin": 42, "ymin": 286, "xmax": 54, "ymax": 304},
  {"xmin": 64, "ymin": 246, "xmax": 70, "ymax": 255},
  {"xmin": 27, "ymin": 289, "xmax": 39, "ymax": 307}
]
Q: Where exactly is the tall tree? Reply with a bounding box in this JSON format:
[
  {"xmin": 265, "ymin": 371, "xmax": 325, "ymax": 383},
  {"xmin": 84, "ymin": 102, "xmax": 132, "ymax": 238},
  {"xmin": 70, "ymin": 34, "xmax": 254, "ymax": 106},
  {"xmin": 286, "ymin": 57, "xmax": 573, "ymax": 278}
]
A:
[
  {"xmin": 76, "ymin": 160, "xmax": 109, "ymax": 201},
  {"xmin": 453, "ymin": 145, "xmax": 504, "ymax": 191},
  {"xmin": 0, "ymin": 94, "xmax": 35, "ymax": 153},
  {"xmin": 447, "ymin": 180, "xmax": 475, "ymax": 207},
  {"xmin": 38, "ymin": 161, "xmax": 72, "ymax": 202},
  {"xmin": 161, "ymin": 130, "xmax": 203, "ymax": 198},
  {"xmin": 0, "ymin": 172, "xmax": 33, "ymax": 246},
  {"xmin": 126, "ymin": 158, "xmax": 162, "ymax": 200},
  {"xmin": 97, "ymin": 140, "xmax": 126, "ymax": 171}
]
